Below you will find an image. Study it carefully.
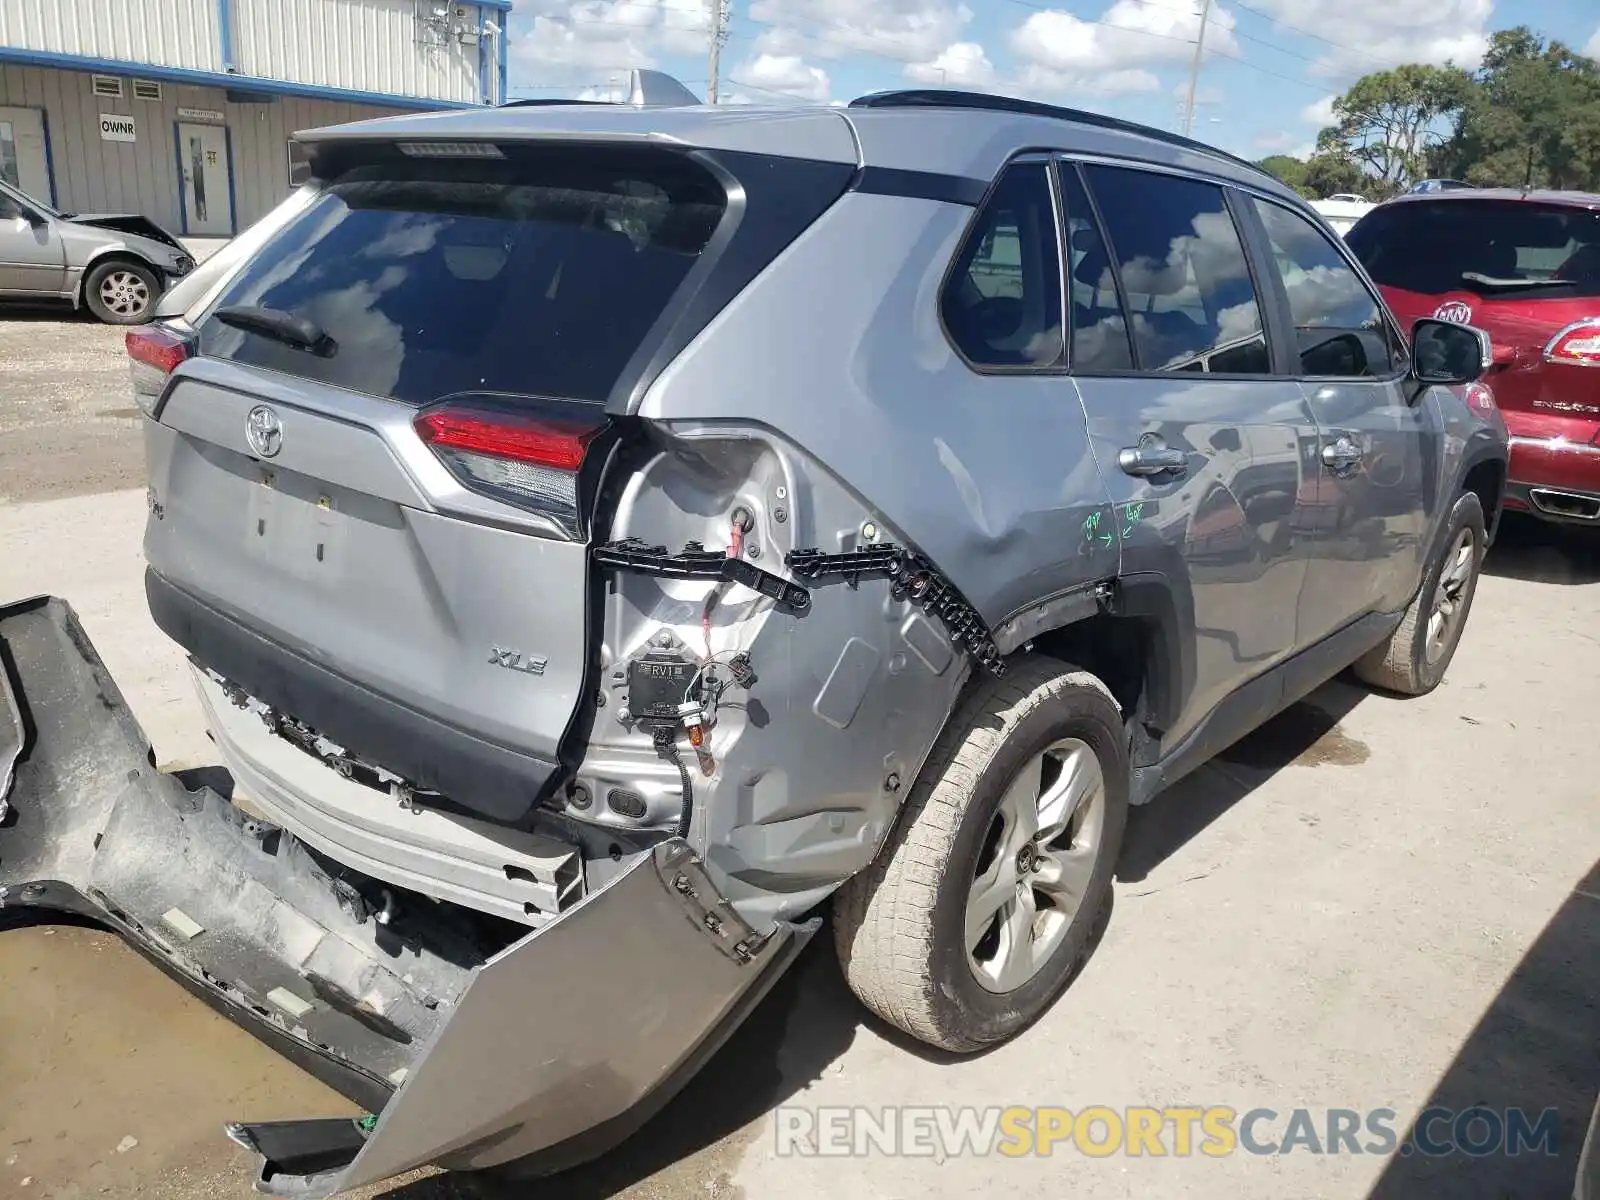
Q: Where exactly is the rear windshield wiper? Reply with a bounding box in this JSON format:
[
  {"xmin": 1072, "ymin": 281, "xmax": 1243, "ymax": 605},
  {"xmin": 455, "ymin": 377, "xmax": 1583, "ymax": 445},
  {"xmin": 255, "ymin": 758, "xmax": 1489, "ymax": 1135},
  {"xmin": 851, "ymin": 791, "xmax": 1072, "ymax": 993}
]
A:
[
  {"xmin": 215, "ymin": 305, "xmax": 337, "ymax": 357},
  {"xmin": 1459, "ymin": 272, "xmax": 1576, "ymax": 291}
]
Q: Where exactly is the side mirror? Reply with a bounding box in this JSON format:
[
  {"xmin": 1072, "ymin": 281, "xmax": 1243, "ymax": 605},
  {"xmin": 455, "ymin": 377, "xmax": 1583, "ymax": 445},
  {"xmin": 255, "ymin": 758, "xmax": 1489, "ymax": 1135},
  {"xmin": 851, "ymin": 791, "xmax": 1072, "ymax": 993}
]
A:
[{"xmin": 1410, "ymin": 318, "xmax": 1490, "ymax": 386}]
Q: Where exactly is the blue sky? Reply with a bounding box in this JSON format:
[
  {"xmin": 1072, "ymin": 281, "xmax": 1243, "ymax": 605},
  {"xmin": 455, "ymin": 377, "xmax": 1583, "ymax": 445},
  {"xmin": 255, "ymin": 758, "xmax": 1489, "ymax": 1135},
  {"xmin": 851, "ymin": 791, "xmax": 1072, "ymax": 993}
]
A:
[{"xmin": 504, "ymin": 0, "xmax": 1600, "ymax": 160}]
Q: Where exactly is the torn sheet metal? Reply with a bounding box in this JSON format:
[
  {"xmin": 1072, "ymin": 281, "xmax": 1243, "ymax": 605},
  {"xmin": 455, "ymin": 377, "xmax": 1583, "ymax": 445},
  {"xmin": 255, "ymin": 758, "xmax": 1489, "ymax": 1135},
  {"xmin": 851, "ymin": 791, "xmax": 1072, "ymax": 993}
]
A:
[{"xmin": 0, "ymin": 596, "xmax": 810, "ymax": 1197}]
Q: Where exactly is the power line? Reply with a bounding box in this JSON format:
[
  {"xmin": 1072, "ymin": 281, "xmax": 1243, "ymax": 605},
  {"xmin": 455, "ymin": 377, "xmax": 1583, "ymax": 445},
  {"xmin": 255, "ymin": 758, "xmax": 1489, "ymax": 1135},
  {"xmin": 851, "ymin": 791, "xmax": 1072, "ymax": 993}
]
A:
[{"xmin": 1227, "ymin": 0, "xmax": 1394, "ymax": 69}]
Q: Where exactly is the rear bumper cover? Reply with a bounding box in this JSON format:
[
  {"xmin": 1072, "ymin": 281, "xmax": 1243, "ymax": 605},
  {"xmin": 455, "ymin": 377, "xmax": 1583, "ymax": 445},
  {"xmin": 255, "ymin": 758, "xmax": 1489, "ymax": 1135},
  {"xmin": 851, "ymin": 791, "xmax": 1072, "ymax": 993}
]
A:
[
  {"xmin": 1, "ymin": 595, "xmax": 808, "ymax": 1197},
  {"xmin": 1506, "ymin": 435, "xmax": 1600, "ymax": 522},
  {"xmin": 145, "ymin": 569, "xmax": 562, "ymax": 825}
]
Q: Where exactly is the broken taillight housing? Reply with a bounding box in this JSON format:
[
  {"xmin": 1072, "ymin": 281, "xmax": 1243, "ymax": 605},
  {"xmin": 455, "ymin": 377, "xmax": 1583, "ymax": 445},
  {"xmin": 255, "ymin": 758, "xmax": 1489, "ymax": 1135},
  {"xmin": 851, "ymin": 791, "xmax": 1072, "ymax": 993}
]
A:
[
  {"xmin": 414, "ymin": 404, "xmax": 602, "ymax": 539},
  {"xmin": 1545, "ymin": 319, "xmax": 1600, "ymax": 368},
  {"xmin": 125, "ymin": 325, "xmax": 193, "ymax": 416}
]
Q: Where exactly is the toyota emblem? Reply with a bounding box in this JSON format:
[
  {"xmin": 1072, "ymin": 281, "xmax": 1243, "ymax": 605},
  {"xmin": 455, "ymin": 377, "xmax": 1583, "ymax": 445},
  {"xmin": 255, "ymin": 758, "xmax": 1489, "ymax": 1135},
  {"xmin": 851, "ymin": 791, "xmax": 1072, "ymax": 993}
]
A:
[
  {"xmin": 1433, "ymin": 300, "xmax": 1473, "ymax": 324},
  {"xmin": 245, "ymin": 405, "xmax": 284, "ymax": 458}
]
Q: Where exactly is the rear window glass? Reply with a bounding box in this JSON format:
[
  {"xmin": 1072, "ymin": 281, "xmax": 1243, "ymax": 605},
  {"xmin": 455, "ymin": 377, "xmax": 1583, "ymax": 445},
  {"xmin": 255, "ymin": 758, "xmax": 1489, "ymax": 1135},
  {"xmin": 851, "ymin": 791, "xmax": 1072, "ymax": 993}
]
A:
[
  {"xmin": 1347, "ymin": 200, "xmax": 1600, "ymax": 299},
  {"xmin": 198, "ymin": 147, "xmax": 727, "ymax": 405}
]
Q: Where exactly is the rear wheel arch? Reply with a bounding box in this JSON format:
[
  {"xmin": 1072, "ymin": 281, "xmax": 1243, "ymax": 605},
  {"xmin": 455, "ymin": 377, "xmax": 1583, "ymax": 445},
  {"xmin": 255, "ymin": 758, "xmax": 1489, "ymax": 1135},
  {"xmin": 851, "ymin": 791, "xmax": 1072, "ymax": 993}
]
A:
[{"xmin": 1461, "ymin": 456, "xmax": 1506, "ymax": 542}]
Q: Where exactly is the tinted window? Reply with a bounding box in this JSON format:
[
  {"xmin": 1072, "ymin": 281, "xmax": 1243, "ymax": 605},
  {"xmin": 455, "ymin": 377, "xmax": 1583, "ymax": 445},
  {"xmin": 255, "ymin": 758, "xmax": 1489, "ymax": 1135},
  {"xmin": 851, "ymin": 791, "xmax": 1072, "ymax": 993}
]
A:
[
  {"xmin": 1084, "ymin": 166, "xmax": 1269, "ymax": 374},
  {"xmin": 1058, "ymin": 165, "xmax": 1134, "ymax": 372},
  {"xmin": 941, "ymin": 161, "xmax": 1063, "ymax": 368},
  {"xmin": 198, "ymin": 147, "xmax": 726, "ymax": 405},
  {"xmin": 1347, "ymin": 200, "xmax": 1600, "ymax": 299},
  {"xmin": 1252, "ymin": 198, "xmax": 1397, "ymax": 378}
]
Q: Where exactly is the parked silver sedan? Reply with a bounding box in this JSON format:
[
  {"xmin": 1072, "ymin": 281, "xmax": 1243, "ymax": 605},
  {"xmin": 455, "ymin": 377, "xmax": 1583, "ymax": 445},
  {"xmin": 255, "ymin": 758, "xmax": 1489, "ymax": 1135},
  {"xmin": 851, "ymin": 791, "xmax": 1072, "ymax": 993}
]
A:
[{"xmin": 0, "ymin": 179, "xmax": 194, "ymax": 324}]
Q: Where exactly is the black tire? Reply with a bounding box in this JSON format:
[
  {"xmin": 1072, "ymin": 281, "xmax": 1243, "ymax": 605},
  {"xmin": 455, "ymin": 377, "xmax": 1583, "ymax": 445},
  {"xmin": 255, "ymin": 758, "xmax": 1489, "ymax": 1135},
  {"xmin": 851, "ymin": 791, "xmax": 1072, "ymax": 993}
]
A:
[
  {"xmin": 1353, "ymin": 490, "xmax": 1486, "ymax": 696},
  {"xmin": 83, "ymin": 258, "xmax": 160, "ymax": 325},
  {"xmin": 832, "ymin": 657, "xmax": 1129, "ymax": 1053}
]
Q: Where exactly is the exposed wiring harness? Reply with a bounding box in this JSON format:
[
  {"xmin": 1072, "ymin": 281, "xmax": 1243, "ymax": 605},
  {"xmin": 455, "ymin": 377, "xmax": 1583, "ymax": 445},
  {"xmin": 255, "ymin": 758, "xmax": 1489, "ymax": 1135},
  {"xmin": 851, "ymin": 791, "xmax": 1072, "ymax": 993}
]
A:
[{"xmin": 654, "ymin": 727, "xmax": 694, "ymax": 838}]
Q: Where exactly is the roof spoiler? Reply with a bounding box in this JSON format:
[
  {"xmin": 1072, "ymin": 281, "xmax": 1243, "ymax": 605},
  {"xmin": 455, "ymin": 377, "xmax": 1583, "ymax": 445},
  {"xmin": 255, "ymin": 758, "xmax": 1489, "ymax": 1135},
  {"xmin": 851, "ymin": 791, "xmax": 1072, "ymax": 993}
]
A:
[{"xmin": 501, "ymin": 68, "xmax": 703, "ymax": 110}]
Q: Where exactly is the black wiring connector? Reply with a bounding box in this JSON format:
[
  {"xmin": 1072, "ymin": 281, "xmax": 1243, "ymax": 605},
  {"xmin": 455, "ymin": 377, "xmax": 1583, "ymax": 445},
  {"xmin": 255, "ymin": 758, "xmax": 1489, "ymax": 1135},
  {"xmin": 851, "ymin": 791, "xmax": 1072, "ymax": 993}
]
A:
[
  {"xmin": 786, "ymin": 545, "xmax": 1006, "ymax": 676},
  {"xmin": 654, "ymin": 727, "xmax": 695, "ymax": 838},
  {"xmin": 592, "ymin": 538, "xmax": 811, "ymax": 614}
]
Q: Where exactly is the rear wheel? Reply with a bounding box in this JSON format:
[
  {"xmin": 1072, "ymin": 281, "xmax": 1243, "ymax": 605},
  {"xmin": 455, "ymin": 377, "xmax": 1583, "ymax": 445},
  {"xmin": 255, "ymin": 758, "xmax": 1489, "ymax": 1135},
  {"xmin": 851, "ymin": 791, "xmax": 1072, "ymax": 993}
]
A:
[
  {"xmin": 84, "ymin": 259, "xmax": 159, "ymax": 325},
  {"xmin": 1353, "ymin": 490, "xmax": 1485, "ymax": 696},
  {"xmin": 832, "ymin": 658, "xmax": 1128, "ymax": 1053}
]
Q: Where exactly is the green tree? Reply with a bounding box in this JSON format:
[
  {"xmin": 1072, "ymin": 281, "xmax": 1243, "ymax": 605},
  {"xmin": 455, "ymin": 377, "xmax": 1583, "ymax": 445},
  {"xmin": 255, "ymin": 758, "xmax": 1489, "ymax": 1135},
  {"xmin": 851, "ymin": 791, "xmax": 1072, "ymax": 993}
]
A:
[
  {"xmin": 1255, "ymin": 154, "xmax": 1314, "ymax": 197},
  {"xmin": 1304, "ymin": 152, "xmax": 1367, "ymax": 199},
  {"xmin": 1438, "ymin": 28, "xmax": 1600, "ymax": 189},
  {"xmin": 1318, "ymin": 64, "xmax": 1475, "ymax": 193}
]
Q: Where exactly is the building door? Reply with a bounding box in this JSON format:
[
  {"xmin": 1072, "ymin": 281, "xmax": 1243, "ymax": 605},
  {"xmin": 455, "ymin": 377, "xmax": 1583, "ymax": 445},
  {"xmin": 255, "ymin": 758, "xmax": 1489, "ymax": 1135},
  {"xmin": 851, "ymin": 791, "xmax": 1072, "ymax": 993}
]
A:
[
  {"xmin": 0, "ymin": 107, "xmax": 52, "ymax": 202},
  {"xmin": 177, "ymin": 122, "xmax": 232, "ymax": 236}
]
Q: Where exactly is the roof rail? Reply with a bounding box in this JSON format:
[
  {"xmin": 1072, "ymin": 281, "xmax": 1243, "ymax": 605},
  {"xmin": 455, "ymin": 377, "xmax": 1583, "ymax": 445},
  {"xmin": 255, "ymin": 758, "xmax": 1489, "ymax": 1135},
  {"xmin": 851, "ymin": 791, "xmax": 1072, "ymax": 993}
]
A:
[
  {"xmin": 849, "ymin": 89, "xmax": 1272, "ymax": 182},
  {"xmin": 499, "ymin": 68, "xmax": 703, "ymax": 110}
]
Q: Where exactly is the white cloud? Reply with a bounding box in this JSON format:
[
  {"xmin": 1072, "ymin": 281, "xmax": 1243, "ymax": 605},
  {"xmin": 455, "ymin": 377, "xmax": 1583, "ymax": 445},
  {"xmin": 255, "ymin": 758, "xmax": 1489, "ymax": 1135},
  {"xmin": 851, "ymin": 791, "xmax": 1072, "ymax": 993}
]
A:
[
  {"xmin": 1585, "ymin": 26, "xmax": 1600, "ymax": 59},
  {"xmin": 1243, "ymin": 0, "xmax": 1491, "ymax": 77},
  {"xmin": 730, "ymin": 53, "xmax": 832, "ymax": 101},
  {"xmin": 1012, "ymin": 0, "xmax": 1239, "ymax": 73},
  {"xmin": 511, "ymin": 0, "xmax": 708, "ymax": 84},
  {"xmin": 747, "ymin": 0, "xmax": 973, "ymax": 64},
  {"xmin": 1302, "ymin": 94, "xmax": 1337, "ymax": 126},
  {"xmin": 905, "ymin": 41, "xmax": 995, "ymax": 86}
]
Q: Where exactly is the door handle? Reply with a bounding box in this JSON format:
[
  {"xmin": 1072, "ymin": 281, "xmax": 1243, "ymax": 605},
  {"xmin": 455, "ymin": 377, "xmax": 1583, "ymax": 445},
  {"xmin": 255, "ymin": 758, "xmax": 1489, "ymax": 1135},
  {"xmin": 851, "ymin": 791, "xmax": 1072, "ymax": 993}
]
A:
[
  {"xmin": 1118, "ymin": 434, "xmax": 1187, "ymax": 478},
  {"xmin": 1321, "ymin": 436, "xmax": 1363, "ymax": 472}
]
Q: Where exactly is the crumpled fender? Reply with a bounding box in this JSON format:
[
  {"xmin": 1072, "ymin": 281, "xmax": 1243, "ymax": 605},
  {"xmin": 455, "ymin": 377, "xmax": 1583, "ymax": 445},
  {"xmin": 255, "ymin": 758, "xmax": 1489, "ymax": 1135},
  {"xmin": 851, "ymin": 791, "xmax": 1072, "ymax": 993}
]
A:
[{"xmin": 1, "ymin": 596, "xmax": 812, "ymax": 1197}]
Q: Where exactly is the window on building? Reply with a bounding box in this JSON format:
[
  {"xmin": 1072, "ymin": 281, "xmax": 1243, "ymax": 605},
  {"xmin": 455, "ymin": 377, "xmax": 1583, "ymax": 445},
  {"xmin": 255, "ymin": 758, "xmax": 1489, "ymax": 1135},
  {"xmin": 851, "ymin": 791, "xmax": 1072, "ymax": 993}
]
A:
[
  {"xmin": 940, "ymin": 160, "xmax": 1064, "ymax": 369},
  {"xmin": 1251, "ymin": 196, "xmax": 1398, "ymax": 378},
  {"xmin": 91, "ymin": 75, "xmax": 123, "ymax": 98},
  {"xmin": 1082, "ymin": 165, "xmax": 1270, "ymax": 374},
  {"xmin": 1057, "ymin": 163, "xmax": 1134, "ymax": 373},
  {"xmin": 132, "ymin": 79, "xmax": 163, "ymax": 101}
]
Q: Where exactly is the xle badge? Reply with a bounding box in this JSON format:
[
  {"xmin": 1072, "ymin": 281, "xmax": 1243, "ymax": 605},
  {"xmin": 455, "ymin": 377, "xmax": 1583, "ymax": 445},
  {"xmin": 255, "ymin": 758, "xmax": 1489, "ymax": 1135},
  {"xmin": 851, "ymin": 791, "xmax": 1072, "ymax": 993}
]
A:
[{"xmin": 489, "ymin": 647, "xmax": 548, "ymax": 676}]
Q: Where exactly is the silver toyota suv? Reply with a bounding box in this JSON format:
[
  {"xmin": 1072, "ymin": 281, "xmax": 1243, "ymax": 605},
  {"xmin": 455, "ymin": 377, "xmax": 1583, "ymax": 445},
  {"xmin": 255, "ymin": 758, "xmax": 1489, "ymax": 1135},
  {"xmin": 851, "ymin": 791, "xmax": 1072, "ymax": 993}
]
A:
[{"xmin": 1, "ymin": 72, "xmax": 1507, "ymax": 1197}]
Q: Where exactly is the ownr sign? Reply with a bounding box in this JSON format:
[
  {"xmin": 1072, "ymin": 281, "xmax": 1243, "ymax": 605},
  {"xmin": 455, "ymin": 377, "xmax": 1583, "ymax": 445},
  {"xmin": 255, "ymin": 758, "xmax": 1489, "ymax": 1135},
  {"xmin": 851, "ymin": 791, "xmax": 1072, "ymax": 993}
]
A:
[{"xmin": 98, "ymin": 113, "xmax": 137, "ymax": 143}]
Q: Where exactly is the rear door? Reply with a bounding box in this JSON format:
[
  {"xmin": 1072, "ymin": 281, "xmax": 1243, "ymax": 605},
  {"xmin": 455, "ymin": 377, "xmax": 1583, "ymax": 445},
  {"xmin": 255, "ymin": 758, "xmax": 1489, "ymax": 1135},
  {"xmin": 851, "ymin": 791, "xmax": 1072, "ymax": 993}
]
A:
[
  {"xmin": 1245, "ymin": 194, "xmax": 1431, "ymax": 639},
  {"xmin": 1348, "ymin": 199, "xmax": 1600, "ymax": 453},
  {"xmin": 143, "ymin": 143, "xmax": 739, "ymax": 821},
  {"xmin": 1065, "ymin": 161, "xmax": 1318, "ymax": 750}
]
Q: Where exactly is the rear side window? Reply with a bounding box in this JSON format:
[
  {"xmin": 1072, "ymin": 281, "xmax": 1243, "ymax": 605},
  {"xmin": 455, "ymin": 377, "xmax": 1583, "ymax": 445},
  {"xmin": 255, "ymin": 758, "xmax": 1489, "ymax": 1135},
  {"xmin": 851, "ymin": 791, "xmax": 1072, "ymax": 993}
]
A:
[
  {"xmin": 1057, "ymin": 164, "xmax": 1134, "ymax": 373},
  {"xmin": 1347, "ymin": 200, "xmax": 1600, "ymax": 299},
  {"xmin": 198, "ymin": 147, "xmax": 727, "ymax": 406},
  {"xmin": 941, "ymin": 161, "xmax": 1064, "ymax": 369},
  {"xmin": 1083, "ymin": 165, "xmax": 1269, "ymax": 374},
  {"xmin": 1251, "ymin": 197, "xmax": 1399, "ymax": 378}
]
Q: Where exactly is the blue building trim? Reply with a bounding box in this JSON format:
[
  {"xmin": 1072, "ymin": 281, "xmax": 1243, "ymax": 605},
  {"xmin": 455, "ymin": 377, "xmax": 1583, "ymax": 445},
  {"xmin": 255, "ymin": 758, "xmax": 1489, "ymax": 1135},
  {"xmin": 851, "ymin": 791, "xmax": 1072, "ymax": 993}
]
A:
[
  {"xmin": 0, "ymin": 47, "xmax": 480, "ymax": 110},
  {"xmin": 497, "ymin": 12, "xmax": 508, "ymax": 106},
  {"xmin": 38, "ymin": 105, "xmax": 58, "ymax": 207},
  {"xmin": 218, "ymin": 0, "xmax": 236, "ymax": 71},
  {"xmin": 224, "ymin": 124, "xmax": 238, "ymax": 235},
  {"xmin": 172, "ymin": 122, "xmax": 189, "ymax": 236},
  {"xmin": 476, "ymin": 0, "xmax": 512, "ymax": 9}
]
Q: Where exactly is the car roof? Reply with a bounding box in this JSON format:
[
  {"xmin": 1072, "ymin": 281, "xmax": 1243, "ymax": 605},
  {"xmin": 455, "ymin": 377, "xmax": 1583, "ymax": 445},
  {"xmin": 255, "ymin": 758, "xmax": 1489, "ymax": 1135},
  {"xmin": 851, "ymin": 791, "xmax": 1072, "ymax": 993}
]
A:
[
  {"xmin": 297, "ymin": 90, "xmax": 1303, "ymax": 207},
  {"xmin": 1381, "ymin": 188, "xmax": 1600, "ymax": 210}
]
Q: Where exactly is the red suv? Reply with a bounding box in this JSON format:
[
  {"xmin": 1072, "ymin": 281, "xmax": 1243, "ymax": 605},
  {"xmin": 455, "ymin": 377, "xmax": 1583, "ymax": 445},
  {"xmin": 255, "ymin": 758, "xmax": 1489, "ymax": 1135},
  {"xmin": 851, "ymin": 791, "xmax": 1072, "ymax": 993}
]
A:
[{"xmin": 1347, "ymin": 190, "xmax": 1600, "ymax": 525}]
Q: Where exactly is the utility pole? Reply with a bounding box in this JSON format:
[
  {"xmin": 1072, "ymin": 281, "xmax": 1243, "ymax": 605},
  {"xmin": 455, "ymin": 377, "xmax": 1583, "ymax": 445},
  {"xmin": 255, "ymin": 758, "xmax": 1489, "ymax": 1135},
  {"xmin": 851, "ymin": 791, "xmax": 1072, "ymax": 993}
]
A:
[
  {"xmin": 1182, "ymin": 0, "xmax": 1213, "ymax": 136},
  {"xmin": 706, "ymin": 0, "xmax": 727, "ymax": 105}
]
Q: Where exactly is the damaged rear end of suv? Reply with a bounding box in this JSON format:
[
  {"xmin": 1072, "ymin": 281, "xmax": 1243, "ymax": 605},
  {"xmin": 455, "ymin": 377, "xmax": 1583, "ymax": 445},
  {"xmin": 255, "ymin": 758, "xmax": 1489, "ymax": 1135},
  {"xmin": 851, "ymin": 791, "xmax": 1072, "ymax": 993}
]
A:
[{"xmin": 0, "ymin": 84, "xmax": 994, "ymax": 1196}]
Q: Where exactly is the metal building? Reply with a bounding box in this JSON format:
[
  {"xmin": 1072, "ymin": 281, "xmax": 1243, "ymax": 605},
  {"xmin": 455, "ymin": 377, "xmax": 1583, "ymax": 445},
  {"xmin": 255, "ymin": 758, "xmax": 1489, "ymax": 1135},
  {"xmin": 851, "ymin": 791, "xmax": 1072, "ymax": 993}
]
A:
[{"xmin": 0, "ymin": 0, "xmax": 507, "ymax": 239}]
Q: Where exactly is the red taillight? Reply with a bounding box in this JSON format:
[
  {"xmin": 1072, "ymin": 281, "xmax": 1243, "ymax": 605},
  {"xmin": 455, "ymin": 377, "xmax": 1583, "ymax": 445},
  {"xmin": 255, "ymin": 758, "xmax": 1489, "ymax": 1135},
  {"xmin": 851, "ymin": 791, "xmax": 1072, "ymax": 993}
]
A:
[
  {"xmin": 126, "ymin": 326, "xmax": 191, "ymax": 374},
  {"xmin": 125, "ymin": 325, "xmax": 193, "ymax": 415},
  {"xmin": 414, "ymin": 405, "xmax": 602, "ymax": 538},
  {"xmin": 1545, "ymin": 319, "xmax": 1600, "ymax": 368},
  {"xmin": 414, "ymin": 408, "xmax": 596, "ymax": 470}
]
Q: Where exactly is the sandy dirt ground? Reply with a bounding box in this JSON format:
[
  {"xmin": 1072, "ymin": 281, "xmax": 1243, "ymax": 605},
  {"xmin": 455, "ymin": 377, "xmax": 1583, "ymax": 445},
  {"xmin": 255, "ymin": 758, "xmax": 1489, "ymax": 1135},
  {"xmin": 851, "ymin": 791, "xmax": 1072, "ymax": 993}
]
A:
[{"xmin": 0, "ymin": 317, "xmax": 1595, "ymax": 1200}]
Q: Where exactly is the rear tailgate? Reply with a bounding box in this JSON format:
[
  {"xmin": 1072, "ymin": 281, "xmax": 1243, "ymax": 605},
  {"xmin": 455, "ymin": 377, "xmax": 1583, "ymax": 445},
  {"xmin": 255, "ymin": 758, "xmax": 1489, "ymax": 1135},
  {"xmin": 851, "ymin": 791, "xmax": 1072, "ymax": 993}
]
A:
[{"xmin": 141, "ymin": 135, "xmax": 852, "ymax": 824}]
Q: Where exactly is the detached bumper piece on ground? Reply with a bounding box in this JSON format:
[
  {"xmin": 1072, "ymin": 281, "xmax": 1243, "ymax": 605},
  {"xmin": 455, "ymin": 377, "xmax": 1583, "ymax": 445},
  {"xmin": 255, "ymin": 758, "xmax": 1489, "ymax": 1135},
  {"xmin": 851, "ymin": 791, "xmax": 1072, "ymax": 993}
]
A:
[{"xmin": 0, "ymin": 596, "xmax": 812, "ymax": 1198}]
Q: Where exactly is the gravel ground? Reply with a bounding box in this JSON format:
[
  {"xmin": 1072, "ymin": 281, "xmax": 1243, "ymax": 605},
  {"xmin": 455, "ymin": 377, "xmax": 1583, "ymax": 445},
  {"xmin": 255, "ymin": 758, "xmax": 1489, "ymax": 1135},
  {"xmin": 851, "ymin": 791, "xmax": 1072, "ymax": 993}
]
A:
[
  {"xmin": 0, "ymin": 313, "xmax": 145, "ymax": 505},
  {"xmin": 0, "ymin": 318, "xmax": 1595, "ymax": 1200}
]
